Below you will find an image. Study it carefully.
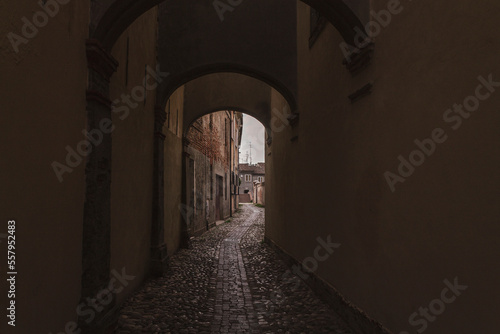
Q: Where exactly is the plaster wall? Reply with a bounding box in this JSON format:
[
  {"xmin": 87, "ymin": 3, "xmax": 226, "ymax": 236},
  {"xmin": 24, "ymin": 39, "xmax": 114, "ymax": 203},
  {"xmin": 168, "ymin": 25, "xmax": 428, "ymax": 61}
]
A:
[
  {"xmin": 266, "ymin": 1, "xmax": 500, "ymax": 333},
  {"xmin": 163, "ymin": 86, "xmax": 184, "ymax": 256},
  {"xmin": 0, "ymin": 1, "xmax": 90, "ymax": 332},
  {"xmin": 109, "ymin": 7, "xmax": 158, "ymax": 305}
]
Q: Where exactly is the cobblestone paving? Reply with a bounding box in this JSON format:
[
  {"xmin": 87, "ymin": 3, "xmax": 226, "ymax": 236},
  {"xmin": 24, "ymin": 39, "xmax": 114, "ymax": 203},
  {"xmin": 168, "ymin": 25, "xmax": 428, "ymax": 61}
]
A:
[
  {"xmin": 116, "ymin": 204, "xmax": 353, "ymax": 334},
  {"xmin": 211, "ymin": 209, "xmax": 259, "ymax": 333},
  {"xmin": 239, "ymin": 206, "xmax": 353, "ymax": 334}
]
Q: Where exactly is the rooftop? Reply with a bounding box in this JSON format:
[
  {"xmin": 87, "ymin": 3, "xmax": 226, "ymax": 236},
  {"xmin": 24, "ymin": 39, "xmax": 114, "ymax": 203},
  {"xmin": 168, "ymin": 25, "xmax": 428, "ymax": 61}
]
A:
[{"xmin": 239, "ymin": 163, "xmax": 265, "ymax": 174}]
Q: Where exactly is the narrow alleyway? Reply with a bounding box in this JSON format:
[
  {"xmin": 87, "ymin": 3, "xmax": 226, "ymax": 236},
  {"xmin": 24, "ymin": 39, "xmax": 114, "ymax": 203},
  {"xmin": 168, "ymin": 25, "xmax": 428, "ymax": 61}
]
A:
[{"xmin": 116, "ymin": 204, "xmax": 352, "ymax": 334}]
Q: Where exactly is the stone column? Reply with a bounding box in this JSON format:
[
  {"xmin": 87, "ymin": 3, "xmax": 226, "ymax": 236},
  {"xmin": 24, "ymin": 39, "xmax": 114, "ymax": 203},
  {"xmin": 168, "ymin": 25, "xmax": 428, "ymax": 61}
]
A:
[{"xmin": 150, "ymin": 106, "xmax": 169, "ymax": 275}]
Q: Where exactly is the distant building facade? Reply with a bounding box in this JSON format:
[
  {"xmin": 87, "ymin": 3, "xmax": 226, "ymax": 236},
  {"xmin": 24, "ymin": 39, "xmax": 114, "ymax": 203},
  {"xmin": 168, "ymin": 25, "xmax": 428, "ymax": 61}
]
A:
[
  {"xmin": 252, "ymin": 181, "xmax": 265, "ymax": 206},
  {"xmin": 239, "ymin": 163, "xmax": 265, "ymax": 201}
]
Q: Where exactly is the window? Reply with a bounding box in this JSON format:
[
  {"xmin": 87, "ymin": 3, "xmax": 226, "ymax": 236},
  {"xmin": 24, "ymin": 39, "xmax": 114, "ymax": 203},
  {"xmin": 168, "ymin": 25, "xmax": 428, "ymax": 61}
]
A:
[
  {"xmin": 257, "ymin": 176, "xmax": 264, "ymax": 183},
  {"xmin": 245, "ymin": 174, "xmax": 252, "ymax": 182},
  {"xmin": 193, "ymin": 118, "xmax": 203, "ymax": 132}
]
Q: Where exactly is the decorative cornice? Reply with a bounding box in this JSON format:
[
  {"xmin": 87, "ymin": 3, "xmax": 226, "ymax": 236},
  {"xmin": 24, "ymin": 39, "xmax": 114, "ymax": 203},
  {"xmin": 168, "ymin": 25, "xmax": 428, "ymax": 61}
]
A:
[
  {"xmin": 86, "ymin": 90, "xmax": 113, "ymax": 108},
  {"xmin": 343, "ymin": 43, "xmax": 374, "ymax": 75},
  {"xmin": 287, "ymin": 113, "xmax": 300, "ymax": 126},
  {"xmin": 86, "ymin": 39, "xmax": 119, "ymax": 80},
  {"xmin": 154, "ymin": 132, "xmax": 166, "ymax": 140},
  {"xmin": 348, "ymin": 83, "xmax": 373, "ymax": 103}
]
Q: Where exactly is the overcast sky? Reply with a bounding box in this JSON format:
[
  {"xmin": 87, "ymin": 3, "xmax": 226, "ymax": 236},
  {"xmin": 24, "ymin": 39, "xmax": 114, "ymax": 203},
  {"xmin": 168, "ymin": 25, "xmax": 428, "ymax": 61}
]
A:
[{"xmin": 239, "ymin": 114, "xmax": 265, "ymax": 164}]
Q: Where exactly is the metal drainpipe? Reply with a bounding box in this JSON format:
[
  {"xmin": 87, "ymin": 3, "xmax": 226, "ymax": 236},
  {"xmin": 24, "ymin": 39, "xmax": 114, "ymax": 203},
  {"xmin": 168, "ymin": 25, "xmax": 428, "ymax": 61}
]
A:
[{"xmin": 227, "ymin": 111, "xmax": 233, "ymax": 217}]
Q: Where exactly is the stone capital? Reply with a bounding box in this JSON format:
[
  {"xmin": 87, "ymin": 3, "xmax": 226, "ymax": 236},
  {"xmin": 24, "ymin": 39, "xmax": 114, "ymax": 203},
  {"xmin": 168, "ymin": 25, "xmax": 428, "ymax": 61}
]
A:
[{"xmin": 86, "ymin": 39, "xmax": 119, "ymax": 80}]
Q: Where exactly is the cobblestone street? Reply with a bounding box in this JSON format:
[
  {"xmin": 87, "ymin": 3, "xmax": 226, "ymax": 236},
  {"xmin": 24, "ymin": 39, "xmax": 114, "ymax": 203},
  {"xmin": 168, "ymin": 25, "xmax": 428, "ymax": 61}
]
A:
[{"xmin": 116, "ymin": 204, "xmax": 353, "ymax": 334}]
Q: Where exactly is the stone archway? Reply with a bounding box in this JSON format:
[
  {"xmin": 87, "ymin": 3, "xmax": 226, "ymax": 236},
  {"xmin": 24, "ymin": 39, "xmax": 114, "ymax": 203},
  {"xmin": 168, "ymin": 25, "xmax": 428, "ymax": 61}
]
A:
[
  {"xmin": 165, "ymin": 70, "xmax": 291, "ymax": 253},
  {"xmin": 82, "ymin": 1, "xmax": 366, "ymax": 332},
  {"xmin": 92, "ymin": 0, "xmax": 364, "ymax": 52}
]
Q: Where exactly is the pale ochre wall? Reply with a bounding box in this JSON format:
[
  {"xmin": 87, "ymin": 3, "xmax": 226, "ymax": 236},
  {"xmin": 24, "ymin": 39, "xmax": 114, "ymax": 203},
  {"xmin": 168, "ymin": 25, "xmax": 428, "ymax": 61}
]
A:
[
  {"xmin": 0, "ymin": 1, "xmax": 90, "ymax": 333},
  {"xmin": 164, "ymin": 85, "xmax": 184, "ymax": 255},
  {"xmin": 109, "ymin": 7, "xmax": 158, "ymax": 305},
  {"xmin": 266, "ymin": 88, "xmax": 296, "ymax": 249},
  {"xmin": 266, "ymin": 1, "xmax": 500, "ymax": 333}
]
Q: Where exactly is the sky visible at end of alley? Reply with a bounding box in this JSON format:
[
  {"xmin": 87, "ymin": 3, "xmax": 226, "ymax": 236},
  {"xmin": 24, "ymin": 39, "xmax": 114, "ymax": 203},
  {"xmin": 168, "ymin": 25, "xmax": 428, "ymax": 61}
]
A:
[{"xmin": 240, "ymin": 114, "xmax": 265, "ymax": 164}]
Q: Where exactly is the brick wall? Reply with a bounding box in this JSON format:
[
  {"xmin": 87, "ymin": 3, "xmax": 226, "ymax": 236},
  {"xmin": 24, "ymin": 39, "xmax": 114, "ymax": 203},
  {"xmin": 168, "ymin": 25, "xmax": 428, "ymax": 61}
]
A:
[{"xmin": 187, "ymin": 112, "xmax": 230, "ymax": 171}]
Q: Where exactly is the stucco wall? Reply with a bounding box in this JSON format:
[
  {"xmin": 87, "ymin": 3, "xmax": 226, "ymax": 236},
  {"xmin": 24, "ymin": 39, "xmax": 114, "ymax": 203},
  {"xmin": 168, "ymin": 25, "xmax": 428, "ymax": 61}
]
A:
[
  {"xmin": 266, "ymin": 1, "xmax": 500, "ymax": 333},
  {"xmin": 0, "ymin": 1, "xmax": 90, "ymax": 333},
  {"xmin": 109, "ymin": 7, "xmax": 158, "ymax": 305},
  {"xmin": 266, "ymin": 87, "xmax": 297, "ymax": 258}
]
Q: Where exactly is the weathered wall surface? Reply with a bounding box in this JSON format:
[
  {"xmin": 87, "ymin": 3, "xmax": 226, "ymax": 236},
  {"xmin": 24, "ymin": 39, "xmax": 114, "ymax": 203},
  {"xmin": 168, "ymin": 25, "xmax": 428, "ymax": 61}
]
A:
[
  {"xmin": 0, "ymin": 1, "xmax": 90, "ymax": 333},
  {"xmin": 109, "ymin": 7, "xmax": 158, "ymax": 305},
  {"xmin": 186, "ymin": 111, "xmax": 232, "ymax": 234},
  {"xmin": 266, "ymin": 1, "xmax": 500, "ymax": 333}
]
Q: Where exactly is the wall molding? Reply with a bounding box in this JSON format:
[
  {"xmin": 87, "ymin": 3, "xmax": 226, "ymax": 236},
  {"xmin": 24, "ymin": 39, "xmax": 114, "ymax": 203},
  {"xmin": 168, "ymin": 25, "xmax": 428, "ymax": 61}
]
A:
[
  {"xmin": 348, "ymin": 83, "xmax": 373, "ymax": 103},
  {"xmin": 343, "ymin": 43, "xmax": 374, "ymax": 75}
]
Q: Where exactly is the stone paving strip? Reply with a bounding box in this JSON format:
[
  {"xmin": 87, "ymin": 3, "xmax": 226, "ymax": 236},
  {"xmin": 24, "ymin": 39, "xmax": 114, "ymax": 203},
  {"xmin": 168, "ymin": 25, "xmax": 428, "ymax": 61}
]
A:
[
  {"xmin": 116, "ymin": 204, "xmax": 353, "ymax": 333},
  {"xmin": 211, "ymin": 210, "xmax": 259, "ymax": 333}
]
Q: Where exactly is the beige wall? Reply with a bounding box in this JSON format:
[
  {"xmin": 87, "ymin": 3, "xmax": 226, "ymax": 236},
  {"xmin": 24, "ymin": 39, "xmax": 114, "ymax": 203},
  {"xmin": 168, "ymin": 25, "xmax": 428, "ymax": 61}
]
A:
[
  {"xmin": 266, "ymin": 1, "xmax": 500, "ymax": 333},
  {"xmin": 0, "ymin": 1, "xmax": 90, "ymax": 333},
  {"xmin": 109, "ymin": 7, "xmax": 158, "ymax": 305},
  {"xmin": 164, "ymin": 86, "xmax": 184, "ymax": 255},
  {"xmin": 266, "ymin": 86, "xmax": 299, "ymax": 253}
]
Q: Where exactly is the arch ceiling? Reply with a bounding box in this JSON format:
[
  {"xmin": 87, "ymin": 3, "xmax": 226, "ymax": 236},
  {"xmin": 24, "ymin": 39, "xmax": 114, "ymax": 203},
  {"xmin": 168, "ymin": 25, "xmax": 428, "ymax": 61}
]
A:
[
  {"xmin": 154, "ymin": 0, "xmax": 297, "ymax": 113},
  {"xmin": 92, "ymin": 0, "xmax": 364, "ymax": 51},
  {"xmin": 90, "ymin": 0, "xmax": 365, "ymax": 115},
  {"xmin": 180, "ymin": 72, "xmax": 287, "ymax": 136}
]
